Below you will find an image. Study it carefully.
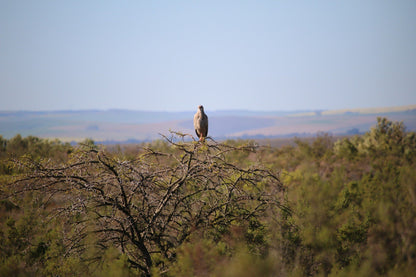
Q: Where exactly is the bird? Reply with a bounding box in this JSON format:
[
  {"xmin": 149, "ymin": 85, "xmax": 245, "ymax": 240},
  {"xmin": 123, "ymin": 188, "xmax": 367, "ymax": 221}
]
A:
[{"xmin": 193, "ymin": 105, "xmax": 208, "ymax": 141}]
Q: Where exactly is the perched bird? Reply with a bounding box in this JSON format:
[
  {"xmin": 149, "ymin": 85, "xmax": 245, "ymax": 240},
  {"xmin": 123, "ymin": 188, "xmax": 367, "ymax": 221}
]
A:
[{"xmin": 193, "ymin": 105, "xmax": 208, "ymax": 141}]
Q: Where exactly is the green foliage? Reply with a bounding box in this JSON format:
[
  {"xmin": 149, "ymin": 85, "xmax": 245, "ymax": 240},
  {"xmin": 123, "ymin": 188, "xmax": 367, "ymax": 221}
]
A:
[
  {"xmin": 274, "ymin": 118, "xmax": 416, "ymax": 276},
  {"xmin": 1, "ymin": 118, "xmax": 415, "ymax": 276},
  {"xmin": 0, "ymin": 134, "xmax": 72, "ymax": 175},
  {"xmin": 334, "ymin": 117, "xmax": 416, "ymax": 162},
  {"xmin": 3, "ymin": 134, "xmax": 72, "ymax": 160},
  {"xmin": 4, "ymin": 134, "xmax": 285, "ymax": 276},
  {"xmin": 169, "ymin": 236, "xmax": 225, "ymax": 277}
]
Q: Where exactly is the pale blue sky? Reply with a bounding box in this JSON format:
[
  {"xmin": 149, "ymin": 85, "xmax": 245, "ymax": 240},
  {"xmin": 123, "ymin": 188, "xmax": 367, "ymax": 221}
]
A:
[{"xmin": 1, "ymin": 1, "xmax": 415, "ymax": 111}]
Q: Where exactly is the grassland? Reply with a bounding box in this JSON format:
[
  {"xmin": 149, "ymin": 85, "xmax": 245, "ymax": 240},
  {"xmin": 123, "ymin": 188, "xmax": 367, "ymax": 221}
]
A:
[{"xmin": 1, "ymin": 105, "xmax": 415, "ymax": 142}]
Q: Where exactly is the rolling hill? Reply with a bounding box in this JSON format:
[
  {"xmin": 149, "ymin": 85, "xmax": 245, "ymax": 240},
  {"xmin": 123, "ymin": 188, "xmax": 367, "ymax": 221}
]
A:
[{"xmin": 1, "ymin": 105, "xmax": 415, "ymax": 143}]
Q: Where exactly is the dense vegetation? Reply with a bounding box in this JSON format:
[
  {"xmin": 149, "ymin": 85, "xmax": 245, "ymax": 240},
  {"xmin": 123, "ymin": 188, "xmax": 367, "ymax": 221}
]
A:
[{"xmin": 1, "ymin": 117, "xmax": 415, "ymax": 276}]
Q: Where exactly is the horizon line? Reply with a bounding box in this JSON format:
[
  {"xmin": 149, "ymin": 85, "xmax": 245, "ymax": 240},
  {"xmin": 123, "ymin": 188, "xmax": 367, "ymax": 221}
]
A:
[{"xmin": 1, "ymin": 104, "xmax": 416, "ymax": 114}]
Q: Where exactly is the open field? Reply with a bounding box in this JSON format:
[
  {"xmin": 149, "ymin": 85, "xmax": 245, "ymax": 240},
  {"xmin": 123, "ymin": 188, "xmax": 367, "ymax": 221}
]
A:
[{"xmin": 1, "ymin": 105, "xmax": 415, "ymax": 143}]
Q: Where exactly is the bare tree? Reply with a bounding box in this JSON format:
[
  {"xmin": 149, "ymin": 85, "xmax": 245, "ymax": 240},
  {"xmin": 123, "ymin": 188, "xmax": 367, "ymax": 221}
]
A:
[{"xmin": 9, "ymin": 134, "xmax": 287, "ymax": 276}]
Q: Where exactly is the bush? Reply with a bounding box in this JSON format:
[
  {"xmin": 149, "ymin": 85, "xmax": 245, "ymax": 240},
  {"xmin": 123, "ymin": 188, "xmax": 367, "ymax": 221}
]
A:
[
  {"xmin": 2, "ymin": 118, "xmax": 415, "ymax": 276},
  {"xmin": 6, "ymin": 135, "xmax": 286, "ymax": 276}
]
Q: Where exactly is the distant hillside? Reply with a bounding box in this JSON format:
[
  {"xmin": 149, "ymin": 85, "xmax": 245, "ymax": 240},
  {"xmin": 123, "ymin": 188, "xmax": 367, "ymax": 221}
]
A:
[{"xmin": 1, "ymin": 105, "xmax": 415, "ymax": 143}]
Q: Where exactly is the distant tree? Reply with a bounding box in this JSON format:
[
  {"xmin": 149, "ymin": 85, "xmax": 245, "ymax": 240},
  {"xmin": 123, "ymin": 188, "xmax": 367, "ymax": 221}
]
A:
[{"xmin": 334, "ymin": 117, "xmax": 416, "ymax": 161}]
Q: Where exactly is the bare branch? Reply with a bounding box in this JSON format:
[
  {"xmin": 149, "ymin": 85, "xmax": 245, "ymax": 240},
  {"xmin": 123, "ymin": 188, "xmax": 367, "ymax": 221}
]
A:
[{"xmin": 7, "ymin": 133, "xmax": 288, "ymax": 276}]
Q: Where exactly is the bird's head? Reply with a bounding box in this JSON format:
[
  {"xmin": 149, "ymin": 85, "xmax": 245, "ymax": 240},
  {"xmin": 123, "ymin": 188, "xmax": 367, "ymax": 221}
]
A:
[{"xmin": 198, "ymin": 105, "xmax": 204, "ymax": 112}]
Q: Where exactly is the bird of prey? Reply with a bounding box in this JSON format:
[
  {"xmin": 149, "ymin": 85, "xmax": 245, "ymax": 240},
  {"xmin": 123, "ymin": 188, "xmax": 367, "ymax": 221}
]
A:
[{"xmin": 193, "ymin": 105, "xmax": 208, "ymax": 141}]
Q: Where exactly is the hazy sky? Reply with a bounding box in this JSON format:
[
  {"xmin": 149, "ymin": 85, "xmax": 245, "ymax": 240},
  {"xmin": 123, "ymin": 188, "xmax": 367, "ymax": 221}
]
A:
[{"xmin": 1, "ymin": 1, "xmax": 415, "ymax": 111}]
